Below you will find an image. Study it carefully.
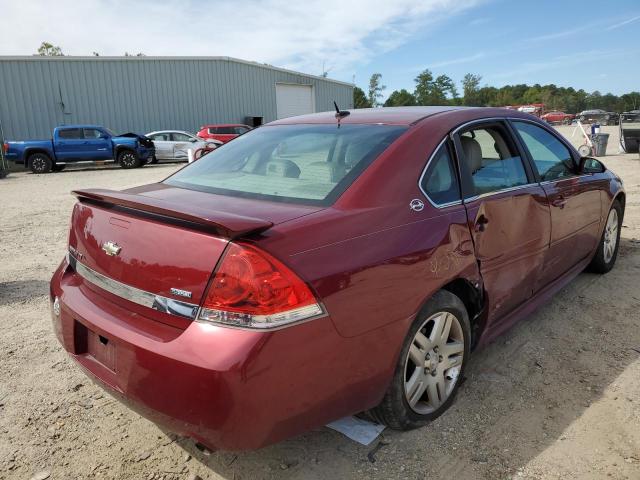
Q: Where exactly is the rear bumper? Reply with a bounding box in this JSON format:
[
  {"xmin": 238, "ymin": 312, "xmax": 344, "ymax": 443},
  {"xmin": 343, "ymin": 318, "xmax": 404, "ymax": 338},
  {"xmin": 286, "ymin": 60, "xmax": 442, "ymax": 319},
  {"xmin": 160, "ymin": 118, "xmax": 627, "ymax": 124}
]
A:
[{"xmin": 50, "ymin": 258, "xmax": 402, "ymax": 450}]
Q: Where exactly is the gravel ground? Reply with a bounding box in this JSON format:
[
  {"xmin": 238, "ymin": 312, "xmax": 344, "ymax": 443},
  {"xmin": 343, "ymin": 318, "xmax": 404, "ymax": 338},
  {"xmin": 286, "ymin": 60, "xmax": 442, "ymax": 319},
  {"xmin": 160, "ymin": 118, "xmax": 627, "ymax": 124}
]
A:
[{"xmin": 1, "ymin": 126, "xmax": 639, "ymax": 480}]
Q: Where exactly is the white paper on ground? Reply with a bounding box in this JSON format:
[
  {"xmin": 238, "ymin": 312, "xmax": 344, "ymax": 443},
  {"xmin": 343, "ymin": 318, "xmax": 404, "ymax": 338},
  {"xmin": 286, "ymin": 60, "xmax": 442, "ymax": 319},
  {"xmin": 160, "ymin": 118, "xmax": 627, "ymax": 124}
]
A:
[{"xmin": 326, "ymin": 416, "xmax": 386, "ymax": 445}]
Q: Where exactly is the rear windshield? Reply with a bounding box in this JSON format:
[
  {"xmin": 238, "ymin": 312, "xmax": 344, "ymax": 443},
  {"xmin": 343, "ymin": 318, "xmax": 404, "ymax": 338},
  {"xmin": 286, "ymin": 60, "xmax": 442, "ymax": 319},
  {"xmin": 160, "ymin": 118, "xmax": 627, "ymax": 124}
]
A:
[{"xmin": 164, "ymin": 124, "xmax": 407, "ymax": 205}]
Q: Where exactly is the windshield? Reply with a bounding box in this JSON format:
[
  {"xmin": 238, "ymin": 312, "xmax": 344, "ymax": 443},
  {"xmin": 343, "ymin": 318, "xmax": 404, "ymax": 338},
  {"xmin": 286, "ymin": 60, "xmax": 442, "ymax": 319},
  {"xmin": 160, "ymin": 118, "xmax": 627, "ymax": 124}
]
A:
[{"xmin": 164, "ymin": 124, "xmax": 407, "ymax": 205}]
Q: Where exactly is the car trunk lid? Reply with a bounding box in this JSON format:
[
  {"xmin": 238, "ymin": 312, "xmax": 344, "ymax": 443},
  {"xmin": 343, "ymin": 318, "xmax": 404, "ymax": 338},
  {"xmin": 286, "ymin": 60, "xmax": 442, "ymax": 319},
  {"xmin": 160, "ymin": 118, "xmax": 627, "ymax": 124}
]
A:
[{"xmin": 68, "ymin": 186, "xmax": 322, "ymax": 325}]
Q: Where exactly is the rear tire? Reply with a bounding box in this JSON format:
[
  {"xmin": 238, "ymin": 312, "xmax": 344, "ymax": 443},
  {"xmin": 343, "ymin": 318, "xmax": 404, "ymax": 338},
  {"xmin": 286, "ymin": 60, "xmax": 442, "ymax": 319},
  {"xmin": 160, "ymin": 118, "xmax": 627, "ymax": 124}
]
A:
[
  {"xmin": 118, "ymin": 150, "xmax": 141, "ymax": 169},
  {"xmin": 370, "ymin": 290, "xmax": 471, "ymax": 430},
  {"xmin": 28, "ymin": 153, "xmax": 52, "ymax": 174},
  {"xmin": 588, "ymin": 201, "xmax": 622, "ymax": 273}
]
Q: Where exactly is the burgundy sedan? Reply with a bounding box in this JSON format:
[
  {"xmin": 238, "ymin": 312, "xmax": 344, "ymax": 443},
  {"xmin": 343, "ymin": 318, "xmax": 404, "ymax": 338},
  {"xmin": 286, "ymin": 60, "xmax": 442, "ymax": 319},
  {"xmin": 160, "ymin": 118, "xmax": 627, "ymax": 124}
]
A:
[{"xmin": 50, "ymin": 107, "xmax": 624, "ymax": 450}]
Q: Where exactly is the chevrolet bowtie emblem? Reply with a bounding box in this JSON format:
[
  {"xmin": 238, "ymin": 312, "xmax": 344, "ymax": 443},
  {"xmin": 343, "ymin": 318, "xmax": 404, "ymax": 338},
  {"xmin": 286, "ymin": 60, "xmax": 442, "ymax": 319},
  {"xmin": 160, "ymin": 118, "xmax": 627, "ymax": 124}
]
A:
[{"xmin": 102, "ymin": 241, "xmax": 122, "ymax": 257}]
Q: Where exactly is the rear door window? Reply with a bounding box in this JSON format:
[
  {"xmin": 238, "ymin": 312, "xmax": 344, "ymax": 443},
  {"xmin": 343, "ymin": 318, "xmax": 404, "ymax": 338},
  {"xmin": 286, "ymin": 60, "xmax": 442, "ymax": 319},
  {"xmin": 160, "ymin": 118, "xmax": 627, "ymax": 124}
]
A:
[
  {"xmin": 457, "ymin": 125, "xmax": 528, "ymax": 197},
  {"xmin": 421, "ymin": 143, "xmax": 460, "ymax": 206},
  {"xmin": 58, "ymin": 128, "xmax": 83, "ymax": 139},
  {"xmin": 165, "ymin": 124, "xmax": 407, "ymax": 205},
  {"xmin": 512, "ymin": 121, "xmax": 575, "ymax": 181},
  {"xmin": 171, "ymin": 133, "xmax": 192, "ymax": 142}
]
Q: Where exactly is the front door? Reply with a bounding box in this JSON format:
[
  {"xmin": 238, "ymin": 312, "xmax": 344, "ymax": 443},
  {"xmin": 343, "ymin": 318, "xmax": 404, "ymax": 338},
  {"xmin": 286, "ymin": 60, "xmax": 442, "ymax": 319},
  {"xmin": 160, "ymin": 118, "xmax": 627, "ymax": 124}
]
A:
[
  {"xmin": 510, "ymin": 121, "xmax": 603, "ymax": 287},
  {"xmin": 454, "ymin": 121, "xmax": 551, "ymax": 333},
  {"xmin": 83, "ymin": 128, "xmax": 111, "ymax": 160}
]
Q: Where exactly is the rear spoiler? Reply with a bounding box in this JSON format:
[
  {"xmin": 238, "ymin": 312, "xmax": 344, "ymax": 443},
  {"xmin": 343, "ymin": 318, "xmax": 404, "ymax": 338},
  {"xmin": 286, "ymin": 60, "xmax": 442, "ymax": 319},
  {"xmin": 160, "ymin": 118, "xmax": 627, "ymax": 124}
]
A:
[{"xmin": 72, "ymin": 188, "xmax": 273, "ymax": 238}]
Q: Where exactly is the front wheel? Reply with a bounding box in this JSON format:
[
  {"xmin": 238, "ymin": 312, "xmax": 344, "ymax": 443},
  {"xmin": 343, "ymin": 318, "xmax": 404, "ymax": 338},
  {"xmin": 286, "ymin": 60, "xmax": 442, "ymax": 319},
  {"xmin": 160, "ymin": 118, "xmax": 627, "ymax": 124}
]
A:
[
  {"xmin": 370, "ymin": 290, "xmax": 471, "ymax": 430},
  {"xmin": 118, "ymin": 150, "xmax": 141, "ymax": 169},
  {"xmin": 150, "ymin": 155, "xmax": 159, "ymax": 164},
  {"xmin": 588, "ymin": 201, "xmax": 622, "ymax": 273}
]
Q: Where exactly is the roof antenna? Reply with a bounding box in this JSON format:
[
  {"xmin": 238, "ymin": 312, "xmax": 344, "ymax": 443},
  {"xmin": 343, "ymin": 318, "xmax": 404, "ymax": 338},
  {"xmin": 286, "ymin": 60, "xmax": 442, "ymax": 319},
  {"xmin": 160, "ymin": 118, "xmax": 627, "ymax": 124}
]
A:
[{"xmin": 334, "ymin": 101, "xmax": 350, "ymax": 119}]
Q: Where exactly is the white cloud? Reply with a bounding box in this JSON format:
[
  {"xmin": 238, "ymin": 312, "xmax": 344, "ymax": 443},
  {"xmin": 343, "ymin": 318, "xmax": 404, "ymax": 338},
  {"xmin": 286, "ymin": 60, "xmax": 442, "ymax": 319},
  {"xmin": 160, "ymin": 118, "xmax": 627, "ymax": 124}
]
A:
[
  {"xmin": 0, "ymin": 0, "xmax": 481, "ymax": 79},
  {"xmin": 605, "ymin": 14, "xmax": 640, "ymax": 31}
]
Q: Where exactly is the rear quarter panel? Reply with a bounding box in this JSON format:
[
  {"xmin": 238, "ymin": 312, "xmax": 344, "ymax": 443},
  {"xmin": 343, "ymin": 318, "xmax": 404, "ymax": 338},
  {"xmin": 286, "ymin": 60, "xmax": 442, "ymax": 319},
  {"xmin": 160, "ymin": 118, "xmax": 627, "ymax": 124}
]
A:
[{"xmin": 8, "ymin": 140, "xmax": 55, "ymax": 163}]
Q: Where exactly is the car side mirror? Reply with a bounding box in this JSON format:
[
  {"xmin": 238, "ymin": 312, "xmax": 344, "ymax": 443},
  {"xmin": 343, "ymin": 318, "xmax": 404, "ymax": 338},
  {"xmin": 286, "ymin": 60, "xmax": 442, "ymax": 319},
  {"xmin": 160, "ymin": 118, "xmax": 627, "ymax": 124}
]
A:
[{"xmin": 578, "ymin": 156, "xmax": 606, "ymax": 174}]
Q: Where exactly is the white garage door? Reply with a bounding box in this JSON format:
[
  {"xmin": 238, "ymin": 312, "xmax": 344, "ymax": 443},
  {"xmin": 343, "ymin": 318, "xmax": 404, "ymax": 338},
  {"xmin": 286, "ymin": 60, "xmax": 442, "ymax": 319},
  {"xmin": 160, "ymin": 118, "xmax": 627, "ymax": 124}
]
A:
[{"xmin": 275, "ymin": 84, "xmax": 314, "ymax": 119}]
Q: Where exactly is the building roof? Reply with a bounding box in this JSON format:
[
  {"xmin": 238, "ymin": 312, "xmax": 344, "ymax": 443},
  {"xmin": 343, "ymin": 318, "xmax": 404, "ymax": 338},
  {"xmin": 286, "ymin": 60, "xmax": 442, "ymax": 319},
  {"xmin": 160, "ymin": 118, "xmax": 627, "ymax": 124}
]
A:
[{"xmin": 0, "ymin": 55, "xmax": 354, "ymax": 87}]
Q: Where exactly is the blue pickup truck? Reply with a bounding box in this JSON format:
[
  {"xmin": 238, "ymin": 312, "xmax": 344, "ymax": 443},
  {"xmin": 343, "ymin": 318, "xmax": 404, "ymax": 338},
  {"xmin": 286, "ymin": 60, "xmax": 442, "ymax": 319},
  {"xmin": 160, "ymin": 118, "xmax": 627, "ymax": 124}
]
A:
[{"xmin": 4, "ymin": 125, "xmax": 155, "ymax": 173}]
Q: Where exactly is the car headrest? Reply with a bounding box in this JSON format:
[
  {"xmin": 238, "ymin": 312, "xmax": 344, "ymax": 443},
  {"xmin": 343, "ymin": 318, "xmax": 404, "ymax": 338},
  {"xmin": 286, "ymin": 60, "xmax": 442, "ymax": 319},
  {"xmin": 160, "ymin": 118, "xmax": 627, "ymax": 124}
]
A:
[
  {"xmin": 265, "ymin": 159, "xmax": 300, "ymax": 178},
  {"xmin": 460, "ymin": 136, "xmax": 483, "ymax": 174}
]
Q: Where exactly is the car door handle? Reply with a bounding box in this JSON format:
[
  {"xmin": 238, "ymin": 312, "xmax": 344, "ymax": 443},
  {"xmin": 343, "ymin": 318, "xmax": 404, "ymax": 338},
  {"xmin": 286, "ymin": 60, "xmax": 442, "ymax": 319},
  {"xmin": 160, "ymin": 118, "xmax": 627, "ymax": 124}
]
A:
[
  {"xmin": 551, "ymin": 196, "xmax": 567, "ymax": 209},
  {"xmin": 474, "ymin": 214, "xmax": 489, "ymax": 232}
]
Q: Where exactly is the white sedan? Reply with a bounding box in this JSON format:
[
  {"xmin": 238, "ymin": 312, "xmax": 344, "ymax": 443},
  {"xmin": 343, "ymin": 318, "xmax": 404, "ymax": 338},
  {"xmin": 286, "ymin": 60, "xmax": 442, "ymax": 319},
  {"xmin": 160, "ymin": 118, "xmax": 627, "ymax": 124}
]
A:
[{"xmin": 145, "ymin": 130, "xmax": 222, "ymax": 163}]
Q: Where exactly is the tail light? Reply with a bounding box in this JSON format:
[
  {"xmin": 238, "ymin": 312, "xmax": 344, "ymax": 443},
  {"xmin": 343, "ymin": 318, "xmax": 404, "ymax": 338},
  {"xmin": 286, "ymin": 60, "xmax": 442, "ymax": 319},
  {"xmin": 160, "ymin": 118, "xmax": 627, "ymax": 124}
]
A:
[
  {"xmin": 198, "ymin": 242, "xmax": 324, "ymax": 329},
  {"xmin": 2, "ymin": 142, "xmax": 8, "ymax": 153}
]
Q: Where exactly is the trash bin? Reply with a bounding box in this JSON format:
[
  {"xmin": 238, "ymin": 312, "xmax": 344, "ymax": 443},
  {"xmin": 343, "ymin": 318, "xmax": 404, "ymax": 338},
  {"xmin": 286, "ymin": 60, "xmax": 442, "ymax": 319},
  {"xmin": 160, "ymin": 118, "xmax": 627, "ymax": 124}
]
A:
[{"xmin": 590, "ymin": 133, "xmax": 609, "ymax": 156}]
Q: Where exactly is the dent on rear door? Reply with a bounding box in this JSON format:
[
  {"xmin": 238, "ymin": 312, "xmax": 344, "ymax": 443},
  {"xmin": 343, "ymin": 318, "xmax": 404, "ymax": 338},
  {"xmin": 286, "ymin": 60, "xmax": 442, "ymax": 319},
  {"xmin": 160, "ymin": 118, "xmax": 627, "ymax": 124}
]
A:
[{"xmin": 464, "ymin": 188, "xmax": 551, "ymax": 327}]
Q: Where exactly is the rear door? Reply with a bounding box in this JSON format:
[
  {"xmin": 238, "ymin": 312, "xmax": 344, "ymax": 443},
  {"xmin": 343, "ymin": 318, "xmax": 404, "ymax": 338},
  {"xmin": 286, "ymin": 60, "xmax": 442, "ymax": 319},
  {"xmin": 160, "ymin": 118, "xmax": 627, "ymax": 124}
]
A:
[
  {"xmin": 83, "ymin": 128, "xmax": 111, "ymax": 160},
  {"xmin": 213, "ymin": 126, "xmax": 236, "ymax": 143},
  {"xmin": 510, "ymin": 120, "xmax": 602, "ymax": 286},
  {"xmin": 55, "ymin": 128, "xmax": 85, "ymax": 161},
  {"xmin": 454, "ymin": 121, "xmax": 551, "ymax": 330},
  {"xmin": 171, "ymin": 132, "xmax": 195, "ymax": 160}
]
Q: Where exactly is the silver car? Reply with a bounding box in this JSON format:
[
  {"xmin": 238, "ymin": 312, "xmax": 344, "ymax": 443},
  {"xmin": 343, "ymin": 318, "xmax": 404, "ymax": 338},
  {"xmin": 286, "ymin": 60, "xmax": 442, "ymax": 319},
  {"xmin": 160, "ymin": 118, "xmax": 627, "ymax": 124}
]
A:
[{"xmin": 145, "ymin": 130, "xmax": 222, "ymax": 163}]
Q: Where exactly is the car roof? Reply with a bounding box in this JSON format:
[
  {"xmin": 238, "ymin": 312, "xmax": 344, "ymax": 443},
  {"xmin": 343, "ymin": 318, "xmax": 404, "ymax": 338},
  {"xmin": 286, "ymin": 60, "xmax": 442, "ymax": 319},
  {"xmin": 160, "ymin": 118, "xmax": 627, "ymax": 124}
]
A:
[
  {"xmin": 146, "ymin": 130, "xmax": 195, "ymax": 136},
  {"xmin": 268, "ymin": 106, "xmax": 529, "ymax": 126},
  {"xmin": 200, "ymin": 124, "xmax": 250, "ymax": 128},
  {"xmin": 56, "ymin": 125, "xmax": 104, "ymax": 129}
]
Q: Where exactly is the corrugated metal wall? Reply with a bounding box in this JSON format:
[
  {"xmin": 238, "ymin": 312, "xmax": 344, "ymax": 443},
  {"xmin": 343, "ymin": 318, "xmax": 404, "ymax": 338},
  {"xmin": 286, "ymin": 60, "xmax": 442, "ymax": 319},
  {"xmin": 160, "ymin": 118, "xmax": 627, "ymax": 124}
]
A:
[{"xmin": 0, "ymin": 57, "xmax": 353, "ymax": 139}]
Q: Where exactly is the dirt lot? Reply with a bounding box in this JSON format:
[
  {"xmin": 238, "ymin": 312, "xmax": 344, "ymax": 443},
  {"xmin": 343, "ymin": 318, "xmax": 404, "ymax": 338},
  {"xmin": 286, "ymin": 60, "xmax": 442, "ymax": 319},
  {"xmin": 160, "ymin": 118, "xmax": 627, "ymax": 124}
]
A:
[{"xmin": 1, "ymin": 126, "xmax": 639, "ymax": 480}]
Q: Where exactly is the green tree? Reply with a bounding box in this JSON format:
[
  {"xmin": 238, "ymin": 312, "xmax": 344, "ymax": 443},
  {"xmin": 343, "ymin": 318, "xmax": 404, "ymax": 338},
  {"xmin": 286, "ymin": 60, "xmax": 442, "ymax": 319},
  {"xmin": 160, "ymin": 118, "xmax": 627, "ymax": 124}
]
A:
[
  {"xmin": 384, "ymin": 89, "xmax": 417, "ymax": 107},
  {"xmin": 414, "ymin": 70, "xmax": 457, "ymax": 105},
  {"xmin": 353, "ymin": 86, "xmax": 372, "ymax": 108},
  {"xmin": 37, "ymin": 42, "xmax": 63, "ymax": 56},
  {"xmin": 368, "ymin": 73, "xmax": 386, "ymax": 107},
  {"xmin": 461, "ymin": 73, "xmax": 482, "ymax": 106}
]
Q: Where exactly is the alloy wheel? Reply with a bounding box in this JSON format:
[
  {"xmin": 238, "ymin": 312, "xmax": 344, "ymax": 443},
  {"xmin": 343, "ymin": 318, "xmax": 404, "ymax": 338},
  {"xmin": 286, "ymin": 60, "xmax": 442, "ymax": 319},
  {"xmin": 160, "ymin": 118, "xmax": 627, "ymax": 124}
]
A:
[
  {"xmin": 121, "ymin": 152, "xmax": 136, "ymax": 167},
  {"xmin": 603, "ymin": 208, "xmax": 619, "ymax": 263},
  {"xmin": 32, "ymin": 157, "xmax": 46, "ymax": 172},
  {"xmin": 404, "ymin": 311, "xmax": 465, "ymax": 414}
]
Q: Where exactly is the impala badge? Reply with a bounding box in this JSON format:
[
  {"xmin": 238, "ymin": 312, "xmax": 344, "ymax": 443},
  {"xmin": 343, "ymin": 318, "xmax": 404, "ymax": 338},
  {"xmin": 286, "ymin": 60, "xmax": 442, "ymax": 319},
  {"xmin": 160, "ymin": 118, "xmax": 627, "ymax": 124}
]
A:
[
  {"xmin": 170, "ymin": 287, "xmax": 193, "ymax": 299},
  {"xmin": 409, "ymin": 199, "xmax": 425, "ymax": 212},
  {"xmin": 101, "ymin": 241, "xmax": 121, "ymax": 257}
]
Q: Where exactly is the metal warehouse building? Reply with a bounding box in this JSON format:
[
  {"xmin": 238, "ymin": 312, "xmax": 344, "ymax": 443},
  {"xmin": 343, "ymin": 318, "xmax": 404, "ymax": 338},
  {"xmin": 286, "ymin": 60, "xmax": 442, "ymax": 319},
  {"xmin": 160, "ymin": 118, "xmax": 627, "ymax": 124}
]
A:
[{"xmin": 0, "ymin": 56, "xmax": 353, "ymax": 140}]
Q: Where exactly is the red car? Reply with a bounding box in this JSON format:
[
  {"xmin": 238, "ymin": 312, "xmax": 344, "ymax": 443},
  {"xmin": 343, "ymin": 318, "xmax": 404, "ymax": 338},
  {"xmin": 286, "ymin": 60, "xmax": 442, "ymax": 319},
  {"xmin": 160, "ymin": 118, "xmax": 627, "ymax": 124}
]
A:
[
  {"xmin": 541, "ymin": 111, "xmax": 575, "ymax": 125},
  {"xmin": 196, "ymin": 124, "xmax": 251, "ymax": 143},
  {"xmin": 51, "ymin": 107, "xmax": 624, "ymax": 451}
]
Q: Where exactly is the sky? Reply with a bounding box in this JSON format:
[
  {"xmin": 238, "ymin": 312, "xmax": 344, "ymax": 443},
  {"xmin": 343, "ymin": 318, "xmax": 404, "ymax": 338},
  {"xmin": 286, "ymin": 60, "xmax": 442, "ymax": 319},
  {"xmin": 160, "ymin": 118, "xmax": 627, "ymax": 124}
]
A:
[{"xmin": 0, "ymin": 0, "xmax": 638, "ymax": 97}]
